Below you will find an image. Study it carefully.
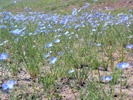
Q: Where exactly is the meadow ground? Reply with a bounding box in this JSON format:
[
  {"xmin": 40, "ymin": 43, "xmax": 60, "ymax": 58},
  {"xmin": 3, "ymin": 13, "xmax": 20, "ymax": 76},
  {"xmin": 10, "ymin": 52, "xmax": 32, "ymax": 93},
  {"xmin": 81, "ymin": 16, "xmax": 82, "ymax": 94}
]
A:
[{"xmin": 0, "ymin": 0, "xmax": 133, "ymax": 100}]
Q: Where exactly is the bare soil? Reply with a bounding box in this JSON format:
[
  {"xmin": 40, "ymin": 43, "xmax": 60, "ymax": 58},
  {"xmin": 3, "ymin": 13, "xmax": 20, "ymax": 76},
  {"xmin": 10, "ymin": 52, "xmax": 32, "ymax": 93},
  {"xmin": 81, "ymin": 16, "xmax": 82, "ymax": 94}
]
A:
[{"xmin": 91, "ymin": 0, "xmax": 133, "ymax": 10}]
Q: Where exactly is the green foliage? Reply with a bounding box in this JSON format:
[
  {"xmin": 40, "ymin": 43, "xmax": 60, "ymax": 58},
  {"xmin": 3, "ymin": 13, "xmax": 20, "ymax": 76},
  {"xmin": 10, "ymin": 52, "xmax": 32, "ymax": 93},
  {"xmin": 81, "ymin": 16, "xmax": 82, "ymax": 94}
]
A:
[{"xmin": 0, "ymin": 0, "xmax": 133, "ymax": 99}]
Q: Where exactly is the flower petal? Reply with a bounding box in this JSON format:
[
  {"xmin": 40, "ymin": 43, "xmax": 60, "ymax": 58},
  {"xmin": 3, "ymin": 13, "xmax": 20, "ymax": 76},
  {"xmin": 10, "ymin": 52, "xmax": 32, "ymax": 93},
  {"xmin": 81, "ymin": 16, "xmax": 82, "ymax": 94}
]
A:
[
  {"xmin": 0, "ymin": 52, "xmax": 8, "ymax": 60},
  {"xmin": 117, "ymin": 62, "xmax": 130, "ymax": 69}
]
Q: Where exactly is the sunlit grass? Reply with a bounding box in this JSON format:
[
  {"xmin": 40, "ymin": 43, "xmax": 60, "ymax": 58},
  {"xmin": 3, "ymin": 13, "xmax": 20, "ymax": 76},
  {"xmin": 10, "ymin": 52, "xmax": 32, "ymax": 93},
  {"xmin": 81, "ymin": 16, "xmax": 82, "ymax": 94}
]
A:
[{"xmin": 0, "ymin": 0, "xmax": 133, "ymax": 99}]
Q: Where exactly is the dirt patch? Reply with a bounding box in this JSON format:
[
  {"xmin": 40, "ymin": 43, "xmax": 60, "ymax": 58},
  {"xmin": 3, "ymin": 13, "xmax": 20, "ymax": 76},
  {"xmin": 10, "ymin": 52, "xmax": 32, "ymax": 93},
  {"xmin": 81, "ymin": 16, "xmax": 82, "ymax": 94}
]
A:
[
  {"xmin": 93, "ymin": 0, "xmax": 133, "ymax": 10},
  {"xmin": 64, "ymin": 0, "xmax": 133, "ymax": 14},
  {"xmin": 65, "ymin": 4, "xmax": 79, "ymax": 12},
  {"xmin": 60, "ymin": 85, "xmax": 79, "ymax": 100}
]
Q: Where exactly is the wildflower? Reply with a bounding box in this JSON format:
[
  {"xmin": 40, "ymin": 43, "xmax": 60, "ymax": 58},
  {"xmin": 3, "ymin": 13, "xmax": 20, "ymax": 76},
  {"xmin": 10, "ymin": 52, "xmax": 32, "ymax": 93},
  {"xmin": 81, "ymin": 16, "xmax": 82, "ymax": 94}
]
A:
[
  {"xmin": 92, "ymin": 29, "xmax": 96, "ymax": 32},
  {"xmin": 75, "ymin": 34, "xmax": 79, "ymax": 39},
  {"xmin": 61, "ymin": 19, "xmax": 68, "ymax": 25},
  {"xmin": 46, "ymin": 42, "xmax": 52, "ymax": 48},
  {"xmin": 10, "ymin": 29, "xmax": 22, "ymax": 36},
  {"xmin": 54, "ymin": 39, "xmax": 60, "ymax": 43},
  {"xmin": 72, "ymin": 8, "xmax": 77, "ymax": 15},
  {"xmin": 0, "ymin": 25, "xmax": 7, "ymax": 29},
  {"xmin": 68, "ymin": 69, "xmax": 75, "ymax": 74},
  {"xmin": 126, "ymin": 22, "xmax": 131, "ymax": 27},
  {"xmin": 69, "ymin": 50, "xmax": 73, "ymax": 53},
  {"xmin": 71, "ymin": 32, "xmax": 74, "ymax": 35},
  {"xmin": 128, "ymin": 10, "xmax": 132, "ymax": 13},
  {"xmin": 49, "ymin": 51, "xmax": 52, "ymax": 54},
  {"xmin": 2, "ymin": 80, "xmax": 17, "ymax": 91},
  {"xmin": 128, "ymin": 35, "xmax": 132, "ymax": 39},
  {"xmin": 14, "ymin": 38, "xmax": 19, "ymax": 42},
  {"xmin": 126, "ymin": 44, "xmax": 133, "ymax": 49},
  {"xmin": 29, "ymin": 33, "xmax": 33, "ymax": 36},
  {"xmin": 83, "ymin": 3, "xmax": 90, "ymax": 9},
  {"xmin": 94, "ymin": 0, "xmax": 97, "ymax": 2},
  {"xmin": 101, "ymin": 76, "xmax": 112, "ymax": 82},
  {"xmin": 95, "ymin": 43, "xmax": 101, "ymax": 47},
  {"xmin": 44, "ymin": 53, "xmax": 50, "ymax": 58},
  {"xmin": 58, "ymin": 51, "xmax": 63, "ymax": 56},
  {"xmin": 66, "ymin": 26, "xmax": 71, "ymax": 29},
  {"xmin": 117, "ymin": 62, "xmax": 130, "ymax": 69},
  {"xmin": 0, "ymin": 52, "xmax": 8, "ymax": 60},
  {"xmin": 74, "ymin": 24, "xmax": 80, "ymax": 29},
  {"xmin": 50, "ymin": 56, "xmax": 57, "ymax": 64},
  {"xmin": 12, "ymin": 0, "xmax": 17, "ymax": 4},
  {"xmin": 64, "ymin": 31, "xmax": 69, "ymax": 35}
]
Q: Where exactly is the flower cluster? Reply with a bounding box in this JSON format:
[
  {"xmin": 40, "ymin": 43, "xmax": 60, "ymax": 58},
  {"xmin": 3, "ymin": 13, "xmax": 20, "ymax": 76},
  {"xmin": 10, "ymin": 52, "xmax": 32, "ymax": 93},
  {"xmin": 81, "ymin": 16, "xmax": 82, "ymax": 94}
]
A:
[{"xmin": 2, "ymin": 80, "xmax": 17, "ymax": 91}]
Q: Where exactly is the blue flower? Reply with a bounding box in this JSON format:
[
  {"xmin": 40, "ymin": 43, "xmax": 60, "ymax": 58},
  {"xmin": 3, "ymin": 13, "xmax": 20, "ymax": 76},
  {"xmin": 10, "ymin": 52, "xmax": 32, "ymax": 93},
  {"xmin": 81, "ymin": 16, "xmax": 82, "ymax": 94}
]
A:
[
  {"xmin": 75, "ymin": 34, "xmax": 78, "ymax": 39},
  {"xmin": 44, "ymin": 53, "xmax": 50, "ymax": 58},
  {"xmin": 83, "ymin": 3, "xmax": 90, "ymax": 9},
  {"xmin": 68, "ymin": 69, "xmax": 75, "ymax": 74},
  {"xmin": 128, "ymin": 10, "xmax": 132, "ymax": 13},
  {"xmin": 14, "ymin": 38, "xmax": 19, "ymax": 42},
  {"xmin": 101, "ymin": 76, "xmax": 112, "ymax": 82},
  {"xmin": 72, "ymin": 8, "xmax": 77, "ymax": 15},
  {"xmin": 95, "ymin": 43, "xmax": 101, "ymax": 47},
  {"xmin": 74, "ymin": 24, "xmax": 80, "ymax": 29},
  {"xmin": 64, "ymin": 31, "xmax": 69, "ymax": 35},
  {"xmin": 126, "ymin": 44, "xmax": 133, "ymax": 49},
  {"xmin": 29, "ymin": 33, "xmax": 33, "ymax": 36},
  {"xmin": 69, "ymin": 50, "xmax": 73, "ymax": 53},
  {"xmin": 0, "ymin": 25, "xmax": 8, "ymax": 29},
  {"xmin": 12, "ymin": 0, "xmax": 17, "ymax": 4},
  {"xmin": 92, "ymin": 29, "xmax": 96, "ymax": 32},
  {"xmin": 10, "ymin": 29, "xmax": 22, "ymax": 36},
  {"xmin": 117, "ymin": 62, "xmax": 130, "ymax": 69},
  {"xmin": 94, "ymin": 0, "xmax": 97, "ymax": 2},
  {"xmin": 2, "ymin": 80, "xmax": 17, "ymax": 91},
  {"xmin": 58, "ymin": 51, "xmax": 63, "ymax": 56},
  {"xmin": 54, "ymin": 39, "xmax": 60, "ymax": 43},
  {"xmin": 61, "ymin": 19, "xmax": 68, "ymax": 25},
  {"xmin": 46, "ymin": 42, "xmax": 52, "ymax": 48},
  {"xmin": 0, "ymin": 52, "xmax": 8, "ymax": 60},
  {"xmin": 50, "ymin": 56, "xmax": 57, "ymax": 64}
]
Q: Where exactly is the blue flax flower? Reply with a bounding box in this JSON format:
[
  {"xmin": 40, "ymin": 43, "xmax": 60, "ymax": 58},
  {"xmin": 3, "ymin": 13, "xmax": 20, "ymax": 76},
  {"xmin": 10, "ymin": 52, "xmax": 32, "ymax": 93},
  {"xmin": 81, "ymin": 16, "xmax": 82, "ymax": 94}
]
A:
[
  {"xmin": 12, "ymin": 0, "xmax": 17, "ymax": 4},
  {"xmin": 72, "ymin": 8, "xmax": 77, "ymax": 15},
  {"xmin": 10, "ymin": 29, "xmax": 22, "ymax": 36},
  {"xmin": 44, "ymin": 53, "xmax": 50, "ymax": 58},
  {"xmin": 126, "ymin": 44, "xmax": 133, "ymax": 49},
  {"xmin": 58, "ymin": 51, "xmax": 63, "ymax": 56},
  {"xmin": 46, "ymin": 42, "xmax": 52, "ymax": 48},
  {"xmin": 54, "ymin": 39, "xmax": 60, "ymax": 43},
  {"xmin": 0, "ymin": 52, "xmax": 8, "ymax": 60},
  {"xmin": 101, "ymin": 76, "xmax": 112, "ymax": 82},
  {"xmin": 83, "ymin": 3, "xmax": 90, "ymax": 9},
  {"xmin": 50, "ymin": 56, "xmax": 57, "ymax": 64},
  {"xmin": 2, "ymin": 80, "xmax": 17, "ymax": 91},
  {"xmin": 94, "ymin": 0, "xmax": 97, "ymax": 2},
  {"xmin": 95, "ymin": 43, "xmax": 101, "ymax": 47},
  {"xmin": 0, "ymin": 25, "xmax": 8, "ymax": 29},
  {"xmin": 117, "ymin": 62, "xmax": 130, "ymax": 69}
]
